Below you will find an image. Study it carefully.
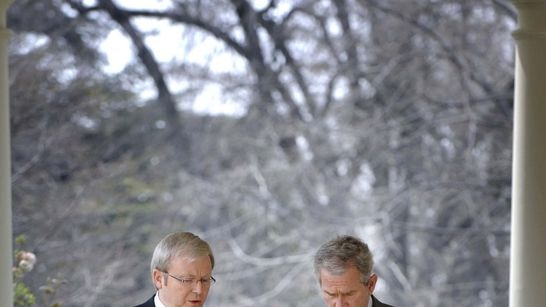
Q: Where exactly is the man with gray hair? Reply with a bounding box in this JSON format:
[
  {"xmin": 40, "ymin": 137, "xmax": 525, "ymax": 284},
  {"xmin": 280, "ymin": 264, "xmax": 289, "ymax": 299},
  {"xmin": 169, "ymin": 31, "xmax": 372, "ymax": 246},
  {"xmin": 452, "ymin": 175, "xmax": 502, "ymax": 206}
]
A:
[
  {"xmin": 314, "ymin": 235, "xmax": 394, "ymax": 307},
  {"xmin": 134, "ymin": 231, "xmax": 216, "ymax": 307}
]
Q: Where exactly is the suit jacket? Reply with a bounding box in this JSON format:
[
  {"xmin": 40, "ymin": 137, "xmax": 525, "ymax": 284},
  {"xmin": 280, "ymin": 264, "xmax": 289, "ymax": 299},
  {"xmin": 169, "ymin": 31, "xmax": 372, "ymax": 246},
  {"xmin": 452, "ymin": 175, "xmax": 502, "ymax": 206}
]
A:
[
  {"xmin": 134, "ymin": 294, "xmax": 389, "ymax": 307},
  {"xmin": 134, "ymin": 295, "xmax": 155, "ymax": 307},
  {"xmin": 372, "ymin": 295, "xmax": 395, "ymax": 307}
]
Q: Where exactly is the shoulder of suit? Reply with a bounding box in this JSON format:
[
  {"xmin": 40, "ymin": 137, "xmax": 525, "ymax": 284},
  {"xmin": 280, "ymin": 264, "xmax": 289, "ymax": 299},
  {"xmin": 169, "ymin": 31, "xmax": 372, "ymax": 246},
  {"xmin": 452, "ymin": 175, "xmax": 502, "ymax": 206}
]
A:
[{"xmin": 372, "ymin": 295, "xmax": 395, "ymax": 307}]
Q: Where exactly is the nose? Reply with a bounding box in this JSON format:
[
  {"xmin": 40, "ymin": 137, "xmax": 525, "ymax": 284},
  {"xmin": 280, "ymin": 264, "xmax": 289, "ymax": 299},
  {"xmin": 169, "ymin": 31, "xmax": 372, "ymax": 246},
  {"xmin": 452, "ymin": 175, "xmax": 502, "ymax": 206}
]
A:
[
  {"xmin": 333, "ymin": 296, "xmax": 345, "ymax": 307},
  {"xmin": 191, "ymin": 280, "xmax": 203, "ymax": 294}
]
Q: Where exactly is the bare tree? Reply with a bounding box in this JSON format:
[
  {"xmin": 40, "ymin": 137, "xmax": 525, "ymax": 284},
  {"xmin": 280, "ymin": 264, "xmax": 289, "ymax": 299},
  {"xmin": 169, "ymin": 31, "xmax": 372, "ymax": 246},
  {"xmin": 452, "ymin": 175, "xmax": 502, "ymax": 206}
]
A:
[{"xmin": 9, "ymin": 0, "xmax": 514, "ymax": 306}]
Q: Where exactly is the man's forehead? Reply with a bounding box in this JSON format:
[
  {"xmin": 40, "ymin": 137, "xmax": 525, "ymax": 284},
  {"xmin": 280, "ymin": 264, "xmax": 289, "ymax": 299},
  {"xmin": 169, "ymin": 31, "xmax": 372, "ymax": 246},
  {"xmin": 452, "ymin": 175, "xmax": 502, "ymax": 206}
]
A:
[
  {"xmin": 320, "ymin": 266, "xmax": 361, "ymax": 279},
  {"xmin": 169, "ymin": 254, "xmax": 212, "ymax": 270}
]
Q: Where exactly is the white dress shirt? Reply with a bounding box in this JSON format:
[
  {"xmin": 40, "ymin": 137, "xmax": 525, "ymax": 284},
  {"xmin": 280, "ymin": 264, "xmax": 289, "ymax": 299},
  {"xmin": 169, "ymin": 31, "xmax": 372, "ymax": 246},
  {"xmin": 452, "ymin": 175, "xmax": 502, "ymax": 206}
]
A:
[{"xmin": 154, "ymin": 292, "xmax": 166, "ymax": 307}]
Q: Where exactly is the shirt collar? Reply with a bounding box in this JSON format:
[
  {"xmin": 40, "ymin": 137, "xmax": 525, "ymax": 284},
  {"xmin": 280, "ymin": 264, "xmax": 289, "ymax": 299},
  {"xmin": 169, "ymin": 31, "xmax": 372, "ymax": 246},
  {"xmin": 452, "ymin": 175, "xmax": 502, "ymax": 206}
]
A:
[
  {"xmin": 368, "ymin": 295, "xmax": 373, "ymax": 307},
  {"xmin": 154, "ymin": 292, "xmax": 166, "ymax": 307}
]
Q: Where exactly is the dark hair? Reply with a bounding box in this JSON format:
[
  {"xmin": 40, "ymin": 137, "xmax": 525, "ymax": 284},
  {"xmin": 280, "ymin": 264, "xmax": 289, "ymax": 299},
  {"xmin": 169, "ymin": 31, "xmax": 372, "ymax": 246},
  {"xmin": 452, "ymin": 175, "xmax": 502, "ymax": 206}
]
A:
[{"xmin": 313, "ymin": 235, "xmax": 374, "ymax": 284}]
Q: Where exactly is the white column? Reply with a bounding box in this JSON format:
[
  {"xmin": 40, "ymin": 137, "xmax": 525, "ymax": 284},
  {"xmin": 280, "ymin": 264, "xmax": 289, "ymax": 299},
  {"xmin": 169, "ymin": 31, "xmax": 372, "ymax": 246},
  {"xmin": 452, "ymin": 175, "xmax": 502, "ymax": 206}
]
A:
[
  {"xmin": 0, "ymin": 1, "xmax": 13, "ymax": 306},
  {"xmin": 510, "ymin": 1, "xmax": 546, "ymax": 307}
]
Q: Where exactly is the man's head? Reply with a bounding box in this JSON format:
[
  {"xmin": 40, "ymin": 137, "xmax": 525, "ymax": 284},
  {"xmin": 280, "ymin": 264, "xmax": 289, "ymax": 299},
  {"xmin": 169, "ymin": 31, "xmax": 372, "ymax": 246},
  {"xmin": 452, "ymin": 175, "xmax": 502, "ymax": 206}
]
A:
[
  {"xmin": 150, "ymin": 232, "xmax": 215, "ymax": 307},
  {"xmin": 314, "ymin": 235, "xmax": 377, "ymax": 307}
]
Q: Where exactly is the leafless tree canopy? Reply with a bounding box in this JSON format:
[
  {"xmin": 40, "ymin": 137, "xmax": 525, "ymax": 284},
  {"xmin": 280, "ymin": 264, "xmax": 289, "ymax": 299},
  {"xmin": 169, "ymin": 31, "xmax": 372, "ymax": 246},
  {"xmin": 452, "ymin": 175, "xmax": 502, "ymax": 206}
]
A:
[{"xmin": 8, "ymin": 0, "xmax": 515, "ymax": 306}]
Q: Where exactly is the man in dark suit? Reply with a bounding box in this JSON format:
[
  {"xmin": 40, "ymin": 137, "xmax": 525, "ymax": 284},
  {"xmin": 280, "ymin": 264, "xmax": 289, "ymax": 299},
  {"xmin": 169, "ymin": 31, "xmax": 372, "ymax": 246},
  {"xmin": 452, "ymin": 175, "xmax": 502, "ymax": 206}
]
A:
[
  {"xmin": 314, "ymin": 235, "xmax": 394, "ymax": 307},
  {"xmin": 134, "ymin": 231, "xmax": 216, "ymax": 307}
]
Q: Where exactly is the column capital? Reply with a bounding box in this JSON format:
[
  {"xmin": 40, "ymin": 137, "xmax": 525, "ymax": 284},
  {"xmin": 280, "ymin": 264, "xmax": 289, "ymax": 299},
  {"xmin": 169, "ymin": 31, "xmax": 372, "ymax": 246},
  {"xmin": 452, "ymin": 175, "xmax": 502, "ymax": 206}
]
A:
[
  {"xmin": 511, "ymin": 0, "xmax": 546, "ymax": 40},
  {"xmin": 0, "ymin": 0, "xmax": 14, "ymax": 27},
  {"xmin": 511, "ymin": 0, "xmax": 546, "ymax": 4}
]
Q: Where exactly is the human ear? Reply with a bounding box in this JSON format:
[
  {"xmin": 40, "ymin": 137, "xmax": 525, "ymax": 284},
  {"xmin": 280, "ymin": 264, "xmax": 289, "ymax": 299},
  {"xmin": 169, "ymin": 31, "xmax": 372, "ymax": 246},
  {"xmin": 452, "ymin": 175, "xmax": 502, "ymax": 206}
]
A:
[
  {"xmin": 153, "ymin": 269, "xmax": 164, "ymax": 289},
  {"xmin": 367, "ymin": 274, "xmax": 378, "ymax": 293}
]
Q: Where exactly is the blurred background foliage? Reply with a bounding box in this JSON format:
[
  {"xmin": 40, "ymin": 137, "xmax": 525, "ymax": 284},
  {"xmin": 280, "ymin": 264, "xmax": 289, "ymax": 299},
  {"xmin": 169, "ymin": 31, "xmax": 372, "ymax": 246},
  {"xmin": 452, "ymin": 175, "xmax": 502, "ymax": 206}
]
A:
[{"xmin": 8, "ymin": 0, "xmax": 515, "ymax": 306}]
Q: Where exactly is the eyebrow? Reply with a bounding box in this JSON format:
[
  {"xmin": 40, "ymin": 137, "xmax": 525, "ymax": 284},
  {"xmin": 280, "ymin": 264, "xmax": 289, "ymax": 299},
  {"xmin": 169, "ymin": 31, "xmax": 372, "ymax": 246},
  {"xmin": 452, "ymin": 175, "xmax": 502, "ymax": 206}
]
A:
[
  {"xmin": 174, "ymin": 275, "xmax": 194, "ymax": 278},
  {"xmin": 324, "ymin": 290, "xmax": 357, "ymax": 296},
  {"xmin": 173, "ymin": 274, "xmax": 210, "ymax": 278}
]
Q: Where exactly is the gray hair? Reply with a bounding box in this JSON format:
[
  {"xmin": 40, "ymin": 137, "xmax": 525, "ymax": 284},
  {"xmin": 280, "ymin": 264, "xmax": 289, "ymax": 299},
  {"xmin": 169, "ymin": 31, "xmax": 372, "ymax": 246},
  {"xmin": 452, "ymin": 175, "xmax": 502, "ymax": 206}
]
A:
[
  {"xmin": 150, "ymin": 232, "xmax": 215, "ymax": 275},
  {"xmin": 313, "ymin": 235, "xmax": 374, "ymax": 284}
]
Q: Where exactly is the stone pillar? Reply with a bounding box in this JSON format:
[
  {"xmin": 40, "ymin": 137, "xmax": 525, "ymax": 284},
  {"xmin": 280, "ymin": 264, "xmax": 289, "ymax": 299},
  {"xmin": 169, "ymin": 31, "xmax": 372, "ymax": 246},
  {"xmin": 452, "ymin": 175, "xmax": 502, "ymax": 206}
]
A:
[
  {"xmin": 510, "ymin": 1, "xmax": 546, "ymax": 306},
  {"xmin": 0, "ymin": 0, "xmax": 12, "ymax": 306}
]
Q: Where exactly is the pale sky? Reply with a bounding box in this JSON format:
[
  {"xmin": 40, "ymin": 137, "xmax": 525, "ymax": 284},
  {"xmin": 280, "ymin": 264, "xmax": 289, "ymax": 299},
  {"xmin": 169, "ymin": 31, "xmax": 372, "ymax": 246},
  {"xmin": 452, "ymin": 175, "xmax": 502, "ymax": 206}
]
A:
[{"xmin": 98, "ymin": 0, "xmax": 249, "ymax": 117}]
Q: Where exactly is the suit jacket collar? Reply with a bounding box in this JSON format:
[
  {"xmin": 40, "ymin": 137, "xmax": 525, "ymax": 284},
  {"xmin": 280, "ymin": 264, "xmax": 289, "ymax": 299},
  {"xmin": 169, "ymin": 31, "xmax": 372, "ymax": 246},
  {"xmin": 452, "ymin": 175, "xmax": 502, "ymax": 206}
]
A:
[
  {"xmin": 133, "ymin": 294, "xmax": 155, "ymax": 307},
  {"xmin": 372, "ymin": 294, "xmax": 394, "ymax": 307}
]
